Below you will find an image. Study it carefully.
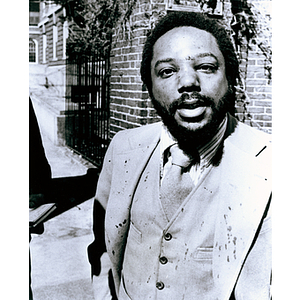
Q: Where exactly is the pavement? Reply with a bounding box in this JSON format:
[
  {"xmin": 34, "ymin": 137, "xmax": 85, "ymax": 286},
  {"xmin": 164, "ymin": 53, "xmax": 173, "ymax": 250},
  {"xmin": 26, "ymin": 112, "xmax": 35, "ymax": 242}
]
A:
[{"xmin": 30, "ymin": 131, "xmax": 97, "ymax": 300}]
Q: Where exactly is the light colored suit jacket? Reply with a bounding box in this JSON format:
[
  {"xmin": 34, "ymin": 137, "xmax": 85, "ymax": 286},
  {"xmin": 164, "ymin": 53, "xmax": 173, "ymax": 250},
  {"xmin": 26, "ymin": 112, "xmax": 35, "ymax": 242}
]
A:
[{"xmin": 92, "ymin": 114, "xmax": 272, "ymax": 300}]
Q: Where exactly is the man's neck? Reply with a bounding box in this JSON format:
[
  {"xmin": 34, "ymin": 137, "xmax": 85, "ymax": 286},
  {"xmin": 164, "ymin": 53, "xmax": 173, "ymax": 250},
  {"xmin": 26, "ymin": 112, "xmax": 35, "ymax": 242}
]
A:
[{"xmin": 162, "ymin": 115, "xmax": 228, "ymax": 166}]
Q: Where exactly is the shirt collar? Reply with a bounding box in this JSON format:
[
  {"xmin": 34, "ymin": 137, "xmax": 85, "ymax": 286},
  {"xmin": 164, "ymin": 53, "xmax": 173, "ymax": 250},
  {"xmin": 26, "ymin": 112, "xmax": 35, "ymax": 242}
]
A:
[{"xmin": 160, "ymin": 115, "xmax": 228, "ymax": 167}]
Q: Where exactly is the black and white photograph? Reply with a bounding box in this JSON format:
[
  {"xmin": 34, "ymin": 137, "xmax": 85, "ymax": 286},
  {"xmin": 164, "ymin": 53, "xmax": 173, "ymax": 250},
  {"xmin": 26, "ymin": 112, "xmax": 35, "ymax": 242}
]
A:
[{"xmin": 24, "ymin": 0, "xmax": 285, "ymax": 299}]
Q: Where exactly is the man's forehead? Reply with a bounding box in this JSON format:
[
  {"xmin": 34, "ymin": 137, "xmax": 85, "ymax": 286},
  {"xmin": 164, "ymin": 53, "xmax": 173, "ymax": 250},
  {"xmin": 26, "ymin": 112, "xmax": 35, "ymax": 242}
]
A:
[
  {"xmin": 152, "ymin": 26, "xmax": 223, "ymax": 64},
  {"xmin": 154, "ymin": 26, "xmax": 217, "ymax": 46}
]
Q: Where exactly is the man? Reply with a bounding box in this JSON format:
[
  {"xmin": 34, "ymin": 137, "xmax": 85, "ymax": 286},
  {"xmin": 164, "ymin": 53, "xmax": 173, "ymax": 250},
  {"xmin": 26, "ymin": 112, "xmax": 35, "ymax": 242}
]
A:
[{"xmin": 88, "ymin": 11, "xmax": 272, "ymax": 300}]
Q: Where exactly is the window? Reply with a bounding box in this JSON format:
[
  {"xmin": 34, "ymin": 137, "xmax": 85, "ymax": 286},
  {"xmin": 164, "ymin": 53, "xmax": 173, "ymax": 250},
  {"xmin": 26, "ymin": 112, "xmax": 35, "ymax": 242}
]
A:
[
  {"xmin": 29, "ymin": 39, "xmax": 36, "ymax": 63},
  {"xmin": 29, "ymin": 0, "xmax": 40, "ymax": 12},
  {"xmin": 166, "ymin": 0, "xmax": 223, "ymax": 16}
]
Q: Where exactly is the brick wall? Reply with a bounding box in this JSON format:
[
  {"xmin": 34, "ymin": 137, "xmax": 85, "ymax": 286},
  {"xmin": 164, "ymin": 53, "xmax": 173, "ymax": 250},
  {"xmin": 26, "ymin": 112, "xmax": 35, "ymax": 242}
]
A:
[
  {"xmin": 109, "ymin": 0, "xmax": 272, "ymax": 137},
  {"xmin": 109, "ymin": 0, "xmax": 163, "ymax": 137},
  {"xmin": 242, "ymin": 0, "xmax": 272, "ymax": 132},
  {"xmin": 241, "ymin": 45, "xmax": 272, "ymax": 130}
]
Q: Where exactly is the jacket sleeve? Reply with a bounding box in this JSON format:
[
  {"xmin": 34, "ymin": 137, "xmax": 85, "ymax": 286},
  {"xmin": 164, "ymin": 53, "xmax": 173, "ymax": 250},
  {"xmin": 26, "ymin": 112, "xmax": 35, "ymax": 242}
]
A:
[
  {"xmin": 88, "ymin": 134, "xmax": 115, "ymax": 272},
  {"xmin": 234, "ymin": 195, "xmax": 272, "ymax": 300},
  {"xmin": 87, "ymin": 136, "xmax": 117, "ymax": 299}
]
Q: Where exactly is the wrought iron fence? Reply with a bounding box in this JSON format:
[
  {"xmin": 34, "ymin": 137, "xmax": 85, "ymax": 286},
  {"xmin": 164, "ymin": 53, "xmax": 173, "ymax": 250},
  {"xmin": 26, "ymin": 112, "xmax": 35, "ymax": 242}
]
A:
[{"xmin": 65, "ymin": 51, "xmax": 110, "ymax": 167}]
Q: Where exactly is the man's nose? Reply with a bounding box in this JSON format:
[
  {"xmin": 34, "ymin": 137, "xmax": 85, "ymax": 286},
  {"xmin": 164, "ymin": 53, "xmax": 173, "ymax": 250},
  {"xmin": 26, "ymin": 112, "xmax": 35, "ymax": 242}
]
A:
[{"xmin": 177, "ymin": 68, "xmax": 200, "ymax": 94}]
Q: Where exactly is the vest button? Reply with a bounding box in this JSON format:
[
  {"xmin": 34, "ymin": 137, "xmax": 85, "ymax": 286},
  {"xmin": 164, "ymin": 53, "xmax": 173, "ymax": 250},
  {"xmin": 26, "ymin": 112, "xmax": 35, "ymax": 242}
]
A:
[
  {"xmin": 159, "ymin": 256, "xmax": 168, "ymax": 264},
  {"xmin": 164, "ymin": 232, "xmax": 172, "ymax": 241},
  {"xmin": 156, "ymin": 281, "xmax": 165, "ymax": 290}
]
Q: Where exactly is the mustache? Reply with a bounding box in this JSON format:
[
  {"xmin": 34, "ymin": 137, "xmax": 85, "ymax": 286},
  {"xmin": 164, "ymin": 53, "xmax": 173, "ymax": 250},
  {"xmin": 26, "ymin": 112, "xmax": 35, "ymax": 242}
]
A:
[{"xmin": 169, "ymin": 92, "xmax": 215, "ymax": 115}]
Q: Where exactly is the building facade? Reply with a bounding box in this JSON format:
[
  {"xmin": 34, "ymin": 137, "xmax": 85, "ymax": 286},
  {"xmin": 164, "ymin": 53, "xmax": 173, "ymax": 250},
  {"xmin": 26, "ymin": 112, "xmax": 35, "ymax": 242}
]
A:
[
  {"xmin": 29, "ymin": 0, "xmax": 68, "ymax": 99},
  {"xmin": 109, "ymin": 0, "xmax": 272, "ymax": 137},
  {"xmin": 29, "ymin": 0, "xmax": 272, "ymax": 163}
]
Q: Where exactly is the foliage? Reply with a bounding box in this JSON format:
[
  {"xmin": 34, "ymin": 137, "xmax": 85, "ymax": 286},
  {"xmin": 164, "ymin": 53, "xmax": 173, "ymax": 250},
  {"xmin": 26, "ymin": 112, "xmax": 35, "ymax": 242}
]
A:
[
  {"xmin": 56, "ymin": 0, "xmax": 271, "ymax": 76},
  {"xmin": 227, "ymin": 0, "xmax": 272, "ymax": 129},
  {"xmin": 55, "ymin": 0, "xmax": 137, "ymax": 57},
  {"xmin": 229, "ymin": 0, "xmax": 272, "ymax": 81},
  {"xmin": 187, "ymin": 1, "xmax": 272, "ymax": 81},
  {"xmin": 191, "ymin": 1, "xmax": 272, "ymax": 129},
  {"xmin": 55, "ymin": 0, "xmax": 271, "ymax": 130}
]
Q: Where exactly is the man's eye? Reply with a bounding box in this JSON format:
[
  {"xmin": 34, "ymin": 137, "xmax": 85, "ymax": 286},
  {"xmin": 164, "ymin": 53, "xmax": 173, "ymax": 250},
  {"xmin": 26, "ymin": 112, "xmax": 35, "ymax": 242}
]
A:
[
  {"xmin": 158, "ymin": 68, "xmax": 175, "ymax": 78},
  {"xmin": 196, "ymin": 64, "xmax": 218, "ymax": 73}
]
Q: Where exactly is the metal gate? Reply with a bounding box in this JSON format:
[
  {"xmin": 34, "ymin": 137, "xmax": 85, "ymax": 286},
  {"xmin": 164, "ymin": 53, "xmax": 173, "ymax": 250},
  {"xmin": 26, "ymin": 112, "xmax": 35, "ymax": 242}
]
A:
[{"xmin": 65, "ymin": 51, "xmax": 110, "ymax": 167}]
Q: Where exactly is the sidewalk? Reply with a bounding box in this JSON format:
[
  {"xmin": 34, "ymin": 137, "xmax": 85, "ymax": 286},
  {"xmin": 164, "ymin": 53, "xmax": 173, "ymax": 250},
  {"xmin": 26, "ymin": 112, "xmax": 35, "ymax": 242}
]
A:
[{"xmin": 30, "ymin": 132, "xmax": 97, "ymax": 300}]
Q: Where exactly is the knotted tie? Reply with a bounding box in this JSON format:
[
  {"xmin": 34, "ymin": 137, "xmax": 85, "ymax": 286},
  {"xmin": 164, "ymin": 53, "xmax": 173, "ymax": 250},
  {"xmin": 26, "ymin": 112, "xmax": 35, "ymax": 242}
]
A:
[{"xmin": 160, "ymin": 144, "xmax": 195, "ymax": 221}]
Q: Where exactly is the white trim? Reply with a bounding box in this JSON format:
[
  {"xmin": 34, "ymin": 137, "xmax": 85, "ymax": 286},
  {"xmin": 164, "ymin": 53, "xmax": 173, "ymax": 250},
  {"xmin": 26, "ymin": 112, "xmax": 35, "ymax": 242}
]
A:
[
  {"xmin": 29, "ymin": 25, "xmax": 41, "ymax": 35},
  {"xmin": 38, "ymin": 4, "xmax": 62, "ymax": 27},
  {"xmin": 62, "ymin": 20, "xmax": 68, "ymax": 60},
  {"xmin": 38, "ymin": 17, "xmax": 50, "ymax": 27},
  {"xmin": 45, "ymin": 5, "xmax": 61, "ymax": 17},
  {"xmin": 40, "ymin": 3, "xmax": 61, "ymax": 21},
  {"xmin": 53, "ymin": 10, "xmax": 56, "ymax": 25},
  {"xmin": 52, "ymin": 12, "xmax": 58, "ymax": 61},
  {"xmin": 43, "ymin": 34, "xmax": 47, "ymax": 63}
]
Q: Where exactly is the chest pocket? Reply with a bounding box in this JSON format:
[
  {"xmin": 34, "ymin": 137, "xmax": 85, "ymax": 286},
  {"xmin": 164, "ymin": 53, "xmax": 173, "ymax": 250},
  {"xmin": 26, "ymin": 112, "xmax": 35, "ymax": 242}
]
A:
[
  {"xmin": 128, "ymin": 221, "xmax": 142, "ymax": 244},
  {"xmin": 192, "ymin": 246, "xmax": 213, "ymax": 261}
]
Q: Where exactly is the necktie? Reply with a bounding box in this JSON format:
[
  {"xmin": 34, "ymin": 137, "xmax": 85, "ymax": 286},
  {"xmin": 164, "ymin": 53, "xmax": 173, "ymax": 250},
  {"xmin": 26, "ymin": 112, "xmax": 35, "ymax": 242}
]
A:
[{"xmin": 160, "ymin": 144, "xmax": 195, "ymax": 221}]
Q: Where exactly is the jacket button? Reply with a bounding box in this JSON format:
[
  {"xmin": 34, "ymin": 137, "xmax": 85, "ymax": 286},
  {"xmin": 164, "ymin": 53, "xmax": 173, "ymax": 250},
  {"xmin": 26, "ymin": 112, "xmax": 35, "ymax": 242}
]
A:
[
  {"xmin": 159, "ymin": 256, "xmax": 168, "ymax": 264},
  {"xmin": 164, "ymin": 232, "xmax": 172, "ymax": 241},
  {"xmin": 156, "ymin": 281, "xmax": 165, "ymax": 290}
]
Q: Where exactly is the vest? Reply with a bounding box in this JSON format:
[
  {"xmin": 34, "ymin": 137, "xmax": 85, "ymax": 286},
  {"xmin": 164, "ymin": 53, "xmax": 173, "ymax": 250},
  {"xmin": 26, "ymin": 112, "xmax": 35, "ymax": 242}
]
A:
[{"xmin": 119, "ymin": 141, "xmax": 223, "ymax": 300}]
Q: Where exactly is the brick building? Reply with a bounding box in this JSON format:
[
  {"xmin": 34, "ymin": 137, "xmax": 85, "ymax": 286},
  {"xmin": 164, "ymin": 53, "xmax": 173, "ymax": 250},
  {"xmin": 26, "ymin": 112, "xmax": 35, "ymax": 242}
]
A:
[
  {"xmin": 109, "ymin": 0, "xmax": 272, "ymax": 137},
  {"xmin": 29, "ymin": 0, "xmax": 272, "ymax": 162}
]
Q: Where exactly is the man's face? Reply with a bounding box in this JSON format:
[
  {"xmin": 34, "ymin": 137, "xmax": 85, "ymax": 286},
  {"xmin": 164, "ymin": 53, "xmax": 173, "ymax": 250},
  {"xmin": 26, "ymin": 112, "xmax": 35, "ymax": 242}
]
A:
[{"xmin": 150, "ymin": 26, "xmax": 230, "ymax": 145}]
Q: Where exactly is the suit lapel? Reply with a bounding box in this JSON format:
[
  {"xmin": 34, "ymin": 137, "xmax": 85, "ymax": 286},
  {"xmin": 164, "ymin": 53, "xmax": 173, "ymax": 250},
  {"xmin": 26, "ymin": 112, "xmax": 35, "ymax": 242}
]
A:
[
  {"xmin": 213, "ymin": 127, "xmax": 272, "ymax": 299},
  {"xmin": 105, "ymin": 123, "xmax": 162, "ymax": 278}
]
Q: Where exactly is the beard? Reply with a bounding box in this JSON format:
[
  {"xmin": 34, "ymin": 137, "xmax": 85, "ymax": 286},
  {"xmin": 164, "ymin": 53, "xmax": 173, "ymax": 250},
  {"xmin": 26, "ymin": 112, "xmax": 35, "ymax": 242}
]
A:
[{"xmin": 151, "ymin": 87, "xmax": 235, "ymax": 157}]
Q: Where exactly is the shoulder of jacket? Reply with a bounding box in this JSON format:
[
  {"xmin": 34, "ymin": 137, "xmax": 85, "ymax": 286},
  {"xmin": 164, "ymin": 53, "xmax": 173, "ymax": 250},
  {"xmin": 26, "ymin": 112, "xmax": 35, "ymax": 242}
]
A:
[
  {"xmin": 110, "ymin": 122, "xmax": 162, "ymax": 152},
  {"xmin": 227, "ymin": 121, "xmax": 272, "ymax": 157}
]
